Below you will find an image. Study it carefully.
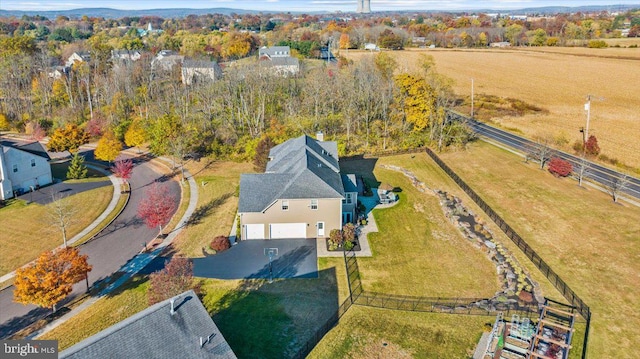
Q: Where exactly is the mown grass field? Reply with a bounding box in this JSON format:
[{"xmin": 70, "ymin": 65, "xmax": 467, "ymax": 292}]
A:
[
  {"xmin": 0, "ymin": 162, "xmax": 112, "ymax": 276},
  {"xmin": 437, "ymin": 141, "xmax": 640, "ymax": 358},
  {"xmin": 343, "ymin": 47, "xmax": 640, "ymax": 170},
  {"xmin": 341, "ymin": 160, "xmax": 498, "ymax": 298}
]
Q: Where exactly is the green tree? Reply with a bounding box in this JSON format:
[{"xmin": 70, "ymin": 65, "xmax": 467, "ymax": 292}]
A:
[
  {"xmin": 94, "ymin": 131, "xmax": 123, "ymax": 163},
  {"xmin": 66, "ymin": 152, "xmax": 88, "ymax": 179}
]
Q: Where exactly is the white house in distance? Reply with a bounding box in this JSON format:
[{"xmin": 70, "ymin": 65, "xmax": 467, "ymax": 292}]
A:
[
  {"xmin": 258, "ymin": 46, "xmax": 300, "ymax": 77},
  {"xmin": 0, "ymin": 140, "xmax": 53, "ymax": 200}
]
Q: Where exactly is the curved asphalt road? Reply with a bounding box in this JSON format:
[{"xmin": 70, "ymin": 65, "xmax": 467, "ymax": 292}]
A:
[
  {"xmin": 0, "ymin": 150, "xmax": 180, "ymax": 338},
  {"xmin": 448, "ymin": 111, "xmax": 640, "ymax": 201}
]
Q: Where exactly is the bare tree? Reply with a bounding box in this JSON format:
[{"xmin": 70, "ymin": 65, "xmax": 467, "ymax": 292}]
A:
[
  {"xmin": 47, "ymin": 193, "xmax": 77, "ymax": 248},
  {"xmin": 525, "ymin": 139, "xmax": 554, "ymax": 169},
  {"xmin": 573, "ymin": 156, "xmax": 591, "ymax": 187},
  {"xmin": 606, "ymin": 173, "xmax": 630, "ymax": 203}
]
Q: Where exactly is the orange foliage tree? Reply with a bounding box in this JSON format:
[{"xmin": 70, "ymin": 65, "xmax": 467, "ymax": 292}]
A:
[
  {"xmin": 13, "ymin": 247, "xmax": 92, "ymax": 312},
  {"xmin": 47, "ymin": 123, "xmax": 90, "ymax": 153}
]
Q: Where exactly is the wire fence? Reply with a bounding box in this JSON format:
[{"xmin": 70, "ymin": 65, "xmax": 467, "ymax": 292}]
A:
[{"xmin": 425, "ymin": 147, "xmax": 591, "ymax": 358}]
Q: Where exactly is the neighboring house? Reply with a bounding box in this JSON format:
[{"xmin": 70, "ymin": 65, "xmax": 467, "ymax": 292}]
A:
[
  {"xmin": 152, "ymin": 50, "xmax": 184, "ymax": 72},
  {"xmin": 259, "ymin": 56, "xmax": 300, "ymax": 77},
  {"xmin": 258, "ymin": 46, "xmax": 300, "ymax": 76},
  {"xmin": 60, "ymin": 290, "xmax": 236, "ymax": 359},
  {"xmin": 182, "ymin": 59, "xmax": 223, "ymax": 85},
  {"xmin": 0, "ymin": 140, "xmax": 52, "ymax": 200},
  {"xmin": 258, "ymin": 46, "xmax": 291, "ymax": 59},
  {"xmin": 65, "ymin": 51, "xmax": 91, "ymax": 68},
  {"xmin": 238, "ymin": 133, "xmax": 357, "ymax": 240},
  {"xmin": 111, "ymin": 49, "xmax": 142, "ymax": 62},
  {"xmin": 364, "ymin": 43, "xmax": 380, "ymax": 51}
]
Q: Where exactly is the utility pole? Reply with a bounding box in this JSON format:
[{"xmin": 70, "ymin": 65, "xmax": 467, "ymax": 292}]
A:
[
  {"xmin": 584, "ymin": 95, "xmax": 592, "ymax": 143},
  {"xmin": 471, "ymin": 78, "xmax": 474, "ymax": 118}
]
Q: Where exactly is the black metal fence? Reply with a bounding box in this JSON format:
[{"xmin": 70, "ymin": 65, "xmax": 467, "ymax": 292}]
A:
[
  {"xmin": 291, "ymin": 297, "xmax": 352, "ymax": 359},
  {"xmin": 425, "ymin": 147, "xmax": 591, "ymax": 358}
]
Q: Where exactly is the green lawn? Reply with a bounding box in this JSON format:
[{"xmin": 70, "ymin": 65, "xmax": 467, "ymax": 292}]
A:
[
  {"xmin": 341, "ymin": 160, "xmax": 499, "ymax": 297},
  {"xmin": 0, "ymin": 185, "xmax": 112, "ymax": 276},
  {"xmin": 309, "ymin": 306, "xmax": 490, "ymax": 359}
]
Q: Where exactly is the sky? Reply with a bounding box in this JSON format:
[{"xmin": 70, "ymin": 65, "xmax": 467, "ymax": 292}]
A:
[{"xmin": 1, "ymin": 0, "xmax": 639, "ymax": 12}]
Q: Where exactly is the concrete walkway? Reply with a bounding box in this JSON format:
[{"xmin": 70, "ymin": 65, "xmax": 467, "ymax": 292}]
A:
[
  {"xmin": 0, "ymin": 166, "xmax": 122, "ymax": 284},
  {"xmin": 28, "ymin": 159, "xmax": 199, "ymax": 339},
  {"xmin": 316, "ymin": 189, "xmax": 398, "ymax": 258}
]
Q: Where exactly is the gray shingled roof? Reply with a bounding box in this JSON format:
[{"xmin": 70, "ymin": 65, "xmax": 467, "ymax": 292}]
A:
[
  {"xmin": 239, "ymin": 135, "xmax": 344, "ymax": 213},
  {"xmin": 60, "ymin": 290, "xmax": 236, "ymax": 359},
  {"xmin": 0, "ymin": 140, "xmax": 51, "ymax": 160}
]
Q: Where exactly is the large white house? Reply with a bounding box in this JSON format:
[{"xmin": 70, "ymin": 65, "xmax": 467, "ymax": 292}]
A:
[{"xmin": 0, "ymin": 141, "xmax": 52, "ymax": 200}]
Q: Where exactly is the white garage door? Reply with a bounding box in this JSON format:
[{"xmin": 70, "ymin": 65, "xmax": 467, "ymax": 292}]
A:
[
  {"xmin": 270, "ymin": 223, "xmax": 307, "ymax": 239},
  {"xmin": 245, "ymin": 224, "xmax": 265, "ymax": 240}
]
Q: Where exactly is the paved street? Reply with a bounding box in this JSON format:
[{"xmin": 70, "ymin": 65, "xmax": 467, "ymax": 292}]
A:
[{"xmin": 0, "ymin": 150, "xmax": 180, "ymax": 338}]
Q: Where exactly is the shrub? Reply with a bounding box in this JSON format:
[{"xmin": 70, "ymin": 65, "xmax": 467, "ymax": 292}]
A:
[
  {"xmin": 210, "ymin": 235, "xmax": 231, "ymax": 253},
  {"xmin": 587, "ymin": 40, "xmax": 607, "ymax": 48},
  {"xmin": 342, "ymin": 223, "xmax": 356, "ymax": 243},
  {"xmin": 585, "ymin": 135, "xmax": 600, "ymax": 157},
  {"xmin": 548, "ymin": 157, "xmax": 573, "ymax": 177},
  {"xmin": 328, "ymin": 229, "xmax": 342, "ymax": 250}
]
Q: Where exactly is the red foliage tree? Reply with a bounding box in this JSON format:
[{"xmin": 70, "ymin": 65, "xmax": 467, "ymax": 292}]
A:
[
  {"xmin": 29, "ymin": 122, "xmax": 46, "ymax": 141},
  {"xmin": 111, "ymin": 158, "xmax": 134, "ymax": 182},
  {"xmin": 548, "ymin": 157, "xmax": 573, "ymax": 177},
  {"xmin": 210, "ymin": 235, "xmax": 231, "ymax": 252},
  {"xmin": 137, "ymin": 182, "xmax": 177, "ymax": 236},
  {"xmin": 148, "ymin": 257, "xmax": 194, "ymax": 305},
  {"xmin": 585, "ymin": 135, "xmax": 600, "ymax": 157},
  {"xmin": 85, "ymin": 115, "xmax": 106, "ymax": 138}
]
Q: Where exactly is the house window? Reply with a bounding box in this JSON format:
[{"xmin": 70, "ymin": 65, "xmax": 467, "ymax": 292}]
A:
[
  {"xmin": 282, "ymin": 200, "xmax": 289, "ymax": 211},
  {"xmin": 12, "ymin": 164, "xmax": 18, "ymax": 173},
  {"xmin": 310, "ymin": 199, "xmax": 318, "ymax": 210},
  {"xmin": 342, "ymin": 193, "xmax": 353, "ymax": 204},
  {"xmin": 31, "ymin": 159, "xmax": 36, "ymax": 167}
]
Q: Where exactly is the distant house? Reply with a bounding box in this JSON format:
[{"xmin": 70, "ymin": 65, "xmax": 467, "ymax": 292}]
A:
[
  {"xmin": 238, "ymin": 133, "xmax": 357, "ymax": 240},
  {"xmin": 490, "ymin": 41, "xmax": 511, "ymax": 48},
  {"xmin": 258, "ymin": 46, "xmax": 299, "ymax": 76},
  {"xmin": 364, "ymin": 43, "xmax": 380, "ymax": 51},
  {"xmin": 60, "ymin": 290, "xmax": 236, "ymax": 359},
  {"xmin": 258, "ymin": 46, "xmax": 291, "ymax": 59},
  {"xmin": 151, "ymin": 50, "xmax": 184, "ymax": 72},
  {"xmin": 0, "ymin": 140, "xmax": 52, "ymax": 200},
  {"xmin": 65, "ymin": 51, "xmax": 90, "ymax": 68},
  {"xmin": 181, "ymin": 59, "xmax": 223, "ymax": 85},
  {"xmin": 111, "ymin": 49, "xmax": 142, "ymax": 62}
]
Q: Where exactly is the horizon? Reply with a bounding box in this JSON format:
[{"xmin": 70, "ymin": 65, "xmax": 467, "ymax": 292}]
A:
[{"xmin": 1, "ymin": 0, "xmax": 639, "ymax": 13}]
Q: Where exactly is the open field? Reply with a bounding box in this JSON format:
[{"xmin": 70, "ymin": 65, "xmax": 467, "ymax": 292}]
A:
[
  {"xmin": 341, "ymin": 160, "xmax": 499, "ymax": 297},
  {"xmin": 437, "ymin": 141, "xmax": 640, "ymax": 358},
  {"xmin": 0, "ymin": 185, "xmax": 112, "ymax": 277},
  {"xmin": 343, "ymin": 47, "xmax": 640, "ymax": 170}
]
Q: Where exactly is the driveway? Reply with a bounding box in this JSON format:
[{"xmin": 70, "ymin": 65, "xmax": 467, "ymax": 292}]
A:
[
  {"xmin": 193, "ymin": 239, "xmax": 318, "ymax": 280},
  {"xmin": 17, "ymin": 180, "xmax": 111, "ymax": 205}
]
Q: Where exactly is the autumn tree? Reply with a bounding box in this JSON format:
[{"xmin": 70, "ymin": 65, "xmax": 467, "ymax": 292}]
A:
[
  {"xmin": 394, "ymin": 73, "xmax": 436, "ymax": 132},
  {"xmin": 66, "ymin": 152, "xmax": 88, "ymax": 180},
  {"xmin": 378, "ymin": 29, "xmax": 404, "ymax": 50},
  {"xmin": 548, "ymin": 157, "xmax": 573, "ymax": 177},
  {"xmin": 112, "ymin": 158, "xmax": 133, "ymax": 191},
  {"xmin": 585, "ymin": 135, "xmax": 600, "ymax": 157},
  {"xmin": 27, "ymin": 121, "xmax": 46, "ymax": 141},
  {"xmin": 47, "ymin": 124, "xmax": 90, "ymax": 153},
  {"xmin": 148, "ymin": 257, "xmax": 194, "ymax": 305},
  {"xmin": 137, "ymin": 182, "xmax": 177, "ymax": 236},
  {"xmin": 13, "ymin": 247, "xmax": 92, "ymax": 312},
  {"xmin": 339, "ymin": 33, "xmax": 350, "ymax": 49},
  {"xmin": 526, "ymin": 139, "xmax": 554, "ymax": 169},
  {"xmin": 124, "ymin": 120, "xmax": 146, "ymax": 153},
  {"xmin": 253, "ymin": 135, "xmax": 275, "ymax": 172},
  {"xmin": 94, "ymin": 131, "xmax": 123, "ymax": 163}
]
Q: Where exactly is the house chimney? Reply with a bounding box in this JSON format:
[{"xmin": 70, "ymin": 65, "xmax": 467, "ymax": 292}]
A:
[
  {"xmin": 316, "ymin": 131, "xmax": 324, "ymax": 142},
  {"xmin": 170, "ymin": 298, "xmax": 176, "ymax": 315}
]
